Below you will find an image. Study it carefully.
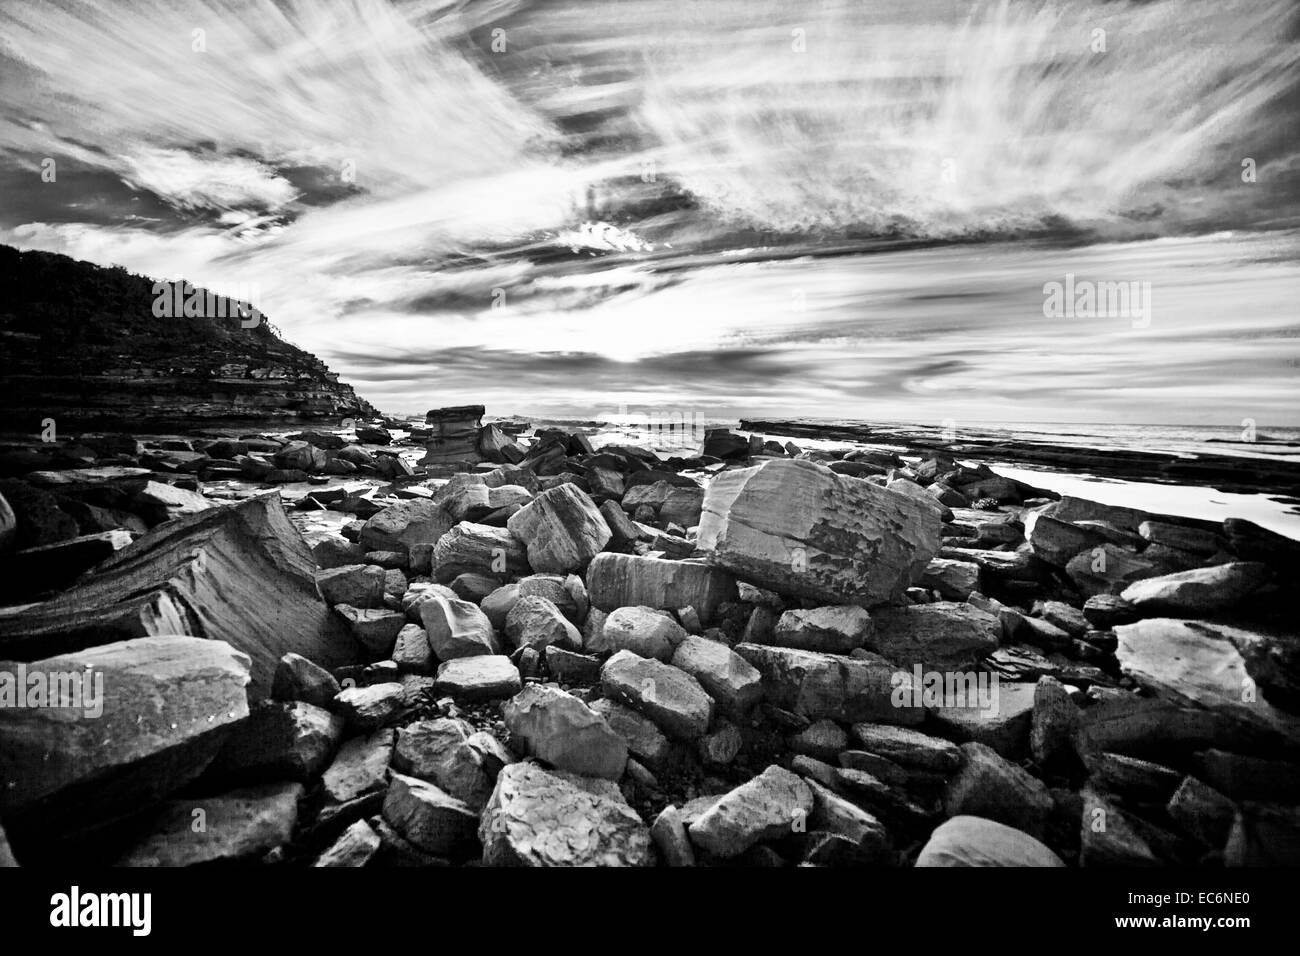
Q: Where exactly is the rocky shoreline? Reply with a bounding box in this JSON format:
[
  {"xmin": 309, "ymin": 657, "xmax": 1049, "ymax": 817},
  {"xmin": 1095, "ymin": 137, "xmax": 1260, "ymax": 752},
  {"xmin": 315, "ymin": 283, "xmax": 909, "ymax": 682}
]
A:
[{"xmin": 0, "ymin": 411, "xmax": 1297, "ymax": 867}]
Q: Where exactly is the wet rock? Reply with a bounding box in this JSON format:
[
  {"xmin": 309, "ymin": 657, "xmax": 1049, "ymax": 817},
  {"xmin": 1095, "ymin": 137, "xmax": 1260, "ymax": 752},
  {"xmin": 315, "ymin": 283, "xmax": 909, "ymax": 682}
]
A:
[
  {"xmin": 687, "ymin": 765, "xmax": 814, "ymax": 858},
  {"xmin": 0, "ymin": 636, "xmax": 250, "ymax": 849},
  {"xmin": 507, "ymin": 483, "xmax": 610, "ymax": 574},
  {"xmin": 670, "ymin": 634, "xmax": 764, "ymax": 717},
  {"xmin": 944, "ymin": 743, "xmax": 1052, "ymax": 839},
  {"xmin": 117, "ymin": 782, "xmax": 303, "ymax": 866},
  {"xmin": 271, "ymin": 652, "xmax": 342, "ymax": 709},
  {"xmin": 504, "ymin": 595, "xmax": 582, "ymax": 652},
  {"xmin": 382, "ymin": 772, "xmax": 479, "ymax": 857},
  {"xmin": 603, "ymin": 605, "xmax": 688, "ymax": 661},
  {"xmin": 586, "ymin": 553, "xmax": 737, "ymax": 623},
  {"xmin": 697, "ymin": 459, "xmax": 942, "ymax": 606},
  {"xmin": 1119, "ymin": 562, "xmax": 1272, "ymax": 616},
  {"xmin": 479, "ymin": 761, "xmax": 653, "ymax": 866},
  {"xmin": 736, "ymin": 643, "xmax": 921, "ymax": 725},
  {"xmin": 601, "ymin": 650, "xmax": 714, "ymax": 741},
  {"xmin": 866, "ymin": 602, "xmax": 1000, "ymax": 669},
  {"xmin": 433, "ymin": 655, "xmax": 521, "ymax": 701},
  {"xmin": 1115, "ymin": 618, "xmax": 1300, "ymax": 739},
  {"xmin": 503, "ymin": 683, "xmax": 627, "ymax": 779},
  {"xmin": 420, "ymin": 592, "xmax": 501, "ymax": 659},
  {"xmin": 916, "ymin": 816, "xmax": 1064, "ymax": 867}
]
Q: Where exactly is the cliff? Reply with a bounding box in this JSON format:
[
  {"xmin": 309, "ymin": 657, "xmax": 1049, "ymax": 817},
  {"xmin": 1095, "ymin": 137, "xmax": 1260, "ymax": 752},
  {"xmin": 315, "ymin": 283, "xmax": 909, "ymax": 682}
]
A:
[{"xmin": 0, "ymin": 245, "xmax": 376, "ymax": 433}]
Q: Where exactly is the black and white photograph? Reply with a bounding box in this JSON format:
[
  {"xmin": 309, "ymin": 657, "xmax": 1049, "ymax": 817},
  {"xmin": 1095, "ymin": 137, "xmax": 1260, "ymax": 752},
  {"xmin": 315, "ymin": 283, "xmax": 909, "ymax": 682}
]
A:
[{"xmin": 0, "ymin": 0, "xmax": 1297, "ymax": 918}]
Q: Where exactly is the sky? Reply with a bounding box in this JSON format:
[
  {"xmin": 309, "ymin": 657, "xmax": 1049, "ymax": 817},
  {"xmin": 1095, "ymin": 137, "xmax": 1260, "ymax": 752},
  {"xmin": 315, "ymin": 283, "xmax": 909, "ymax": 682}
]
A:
[{"xmin": 1, "ymin": 0, "xmax": 1298, "ymax": 425}]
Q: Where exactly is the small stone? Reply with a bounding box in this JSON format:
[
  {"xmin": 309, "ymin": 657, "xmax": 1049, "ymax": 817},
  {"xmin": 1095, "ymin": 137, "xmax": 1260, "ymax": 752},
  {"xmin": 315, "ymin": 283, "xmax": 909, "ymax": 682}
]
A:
[
  {"xmin": 392, "ymin": 624, "xmax": 434, "ymax": 673},
  {"xmin": 589, "ymin": 698, "xmax": 676, "ymax": 771},
  {"xmin": 314, "ymin": 819, "xmax": 382, "ymax": 867},
  {"xmin": 670, "ymin": 634, "xmax": 764, "ymax": 717},
  {"xmin": 603, "ymin": 605, "xmax": 689, "ymax": 661},
  {"xmin": 1030, "ymin": 676, "xmax": 1080, "ymax": 768},
  {"xmin": 543, "ymin": 645, "xmax": 603, "ymax": 685},
  {"xmin": 773, "ymin": 605, "xmax": 874, "ymax": 654}
]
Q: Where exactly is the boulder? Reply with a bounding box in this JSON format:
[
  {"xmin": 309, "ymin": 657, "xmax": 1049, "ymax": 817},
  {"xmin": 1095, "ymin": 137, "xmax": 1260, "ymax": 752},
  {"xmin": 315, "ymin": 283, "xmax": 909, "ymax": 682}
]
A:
[
  {"xmin": 479, "ymin": 761, "xmax": 653, "ymax": 866},
  {"xmin": 430, "ymin": 521, "xmax": 530, "ymax": 583},
  {"xmin": 916, "ymin": 816, "xmax": 1064, "ymax": 867},
  {"xmin": 864, "ymin": 602, "xmax": 999, "ymax": 669},
  {"xmin": 736, "ymin": 643, "xmax": 922, "ymax": 725},
  {"xmin": 502, "ymin": 684, "xmax": 628, "ymax": 779},
  {"xmin": 772, "ymin": 606, "xmax": 874, "ymax": 654},
  {"xmin": 420, "ymin": 592, "xmax": 501, "ymax": 659},
  {"xmin": 271, "ymin": 652, "xmax": 341, "ymax": 709},
  {"xmin": 433, "ymin": 655, "xmax": 521, "ymax": 701},
  {"xmin": 314, "ymin": 819, "xmax": 382, "ymax": 867},
  {"xmin": 696, "ymin": 459, "xmax": 942, "ymax": 606},
  {"xmin": 589, "ymin": 698, "xmax": 676, "ymax": 771},
  {"xmin": 804, "ymin": 778, "xmax": 891, "ymax": 862},
  {"xmin": 600, "ymin": 650, "xmax": 715, "ymax": 741},
  {"xmin": 333, "ymin": 682, "xmax": 406, "ymax": 730},
  {"xmin": 320, "ymin": 728, "xmax": 394, "ymax": 814},
  {"xmin": 359, "ymin": 499, "xmax": 452, "ymax": 555},
  {"xmin": 334, "ymin": 605, "xmax": 406, "ymax": 657},
  {"xmin": 209, "ymin": 700, "xmax": 344, "ymax": 783},
  {"xmin": 944, "ymin": 743, "xmax": 1053, "ymax": 839},
  {"xmin": 1065, "ymin": 544, "xmax": 1164, "ymax": 596},
  {"xmin": 506, "ymin": 483, "xmax": 611, "ymax": 574},
  {"xmin": 687, "ymin": 765, "xmax": 814, "ymax": 857},
  {"xmin": 670, "ymin": 635, "xmax": 764, "ymax": 717},
  {"xmin": 586, "ymin": 553, "xmax": 737, "ymax": 623},
  {"xmin": 603, "ymin": 605, "xmax": 688, "ymax": 662},
  {"xmin": 392, "ymin": 718, "xmax": 511, "ymax": 811},
  {"xmin": 117, "ymin": 782, "xmax": 303, "ymax": 866},
  {"xmin": 920, "ymin": 558, "xmax": 981, "ymax": 601},
  {"xmin": 1119, "ymin": 562, "xmax": 1272, "ymax": 616},
  {"xmin": 0, "ymin": 493, "xmax": 359, "ymax": 698},
  {"xmin": 382, "ymin": 772, "xmax": 479, "ymax": 857},
  {"xmin": 1023, "ymin": 511, "xmax": 1110, "ymax": 567},
  {"xmin": 314, "ymin": 564, "xmax": 386, "ymax": 609},
  {"xmin": 0, "ymin": 636, "xmax": 250, "ymax": 853},
  {"xmin": 850, "ymin": 724, "xmax": 961, "ymax": 772},
  {"xmin": 504, "ymin": 595, "xmax": 581, "ymax": 652}
]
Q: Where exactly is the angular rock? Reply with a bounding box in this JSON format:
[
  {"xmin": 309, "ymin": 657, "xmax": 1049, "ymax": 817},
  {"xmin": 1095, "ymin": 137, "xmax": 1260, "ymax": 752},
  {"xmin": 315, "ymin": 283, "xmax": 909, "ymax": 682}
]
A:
[
  {"xmin": 382, "ymin": 772, "xmax": 479, "ymax": 857},
  {"xmin": 479, "ymin": 761, "xmax": 653, "ymax": 866},
  {"xmin": 1167, "ymin": 776, "xmax": 1237, "ymax": 848},
  {"xmin": 586, "ymin": 553, "xmax": 737, "ymax": 623},
  {"xmin": 589, "ymin": 698, "xmax": 676, "ymax": 771},
  {"xmin": 1224, "ymin": 804, "xmax": 1300, "ymax": 866},
  {"xmin": 1082, "ymin": 593, "xmax": 1139, "ymax": 628},
  {"xmin": 866, "ymin": 602, "xmax": 1000, "ymax": 669},
  {"xmin": 392, "ymin": 624, "xmax": 434, "ymax": 673},
  {"xmin": 600, "ymin": 650, "xmax": 715, "ymax": 741},
  {"xmin": 503, "ymin": 683, "xmax": 627, "ymax": 779},
  {"xmin": 420, "ymin": 592, "xmax": 500, "ymax": 660},
  {"xmin": 543, "ymin": 645, "xmax": 603, "ymax": 684},
  {"xmin": 916, "ymin": 816, "xmax": 1064, "ymax": 867},
  {"xmin": 1065, "ymin": 544, "xmax": 1164, "ymax": 596},
  {"xmin": 480, "ymin": 583, "xmax": 521, "ymax": 631},
  {"xmin": 1023, "ymin": 511, "xmax": 1110, "ymax": 567},
  {"xmin": 392, "ymin": 718, "xmax": 509, "ymax": 811},
  {"xmin": 359, "ymin": 499, "xmax": 452, "ymax": 555},
  {"xmin": 850, "ymin": 724, "xmax": 961, "ymax": 772},
  {"xmin": 736, "ymin": 643, "xmax": 922, "ymax": 725},
  {"xmin": 506, "ymin": 483, "xmax": 610, "ymax": 574},
  {"xmin": 603, "ymin": 605, "xmax": 688, "ymax": 662},
  {"xmin": 504, "ymin": 595, "xmax": 581, "ymax": 652},
  {"xmin": 1119, "ymin": 562, "xmax": 1272, "ymax": 616},
  {"xmin": 921, "ymin": 558, "xmax": 981, "ymax": 601},
  {"xmin": 944, "ymin": 743, "xmax": 1053, "ymax": 839},
  {"xmin": 335, "ymin": 605, "xmax": 406, "ymax": 657},
  {"xmin": 804, "ymin": 778, "xmax": 891, "ymax": 862},
  {"xmin": 271, "ymin": 651, "xmax": 341, "ymax": 709},
  {"xmin": 697, "ymin": 459, "xmax": 942, "ymax": 606},
  {"xmin": 1030, "ymin": 676, "xmax": 1079, "ymax": 768},
  {"xmin": 430, "ymin": 521, "xmax": 529, "ymax": 583},
  {"xmin": 117, "ymin": 782, "xmax": 303, "ymax": 866},
  {"xmin": 321, "ymin": 728, "xmax": 394, "ymax": 810},
  {"xmin": 1080, "ymin": 786, "xmax": 1160, "ymax": 866},
  {"xmin": 210, "ymin": 700, "xmax": 344, "ymax": 783},
  {"xmin": 687, "ymin": 765, "xmax": 814, "ymax": 858},
  {"xmin": 0, "ymin": 494, "xmax": 357, "ymax": 698},
  {"xmin": 314, "ymin": 819, "xmax": 382, "ymax": 867},
  {"xmin": 928, "ymin": 681, "xmax": 1037, "ymax": 758},
  {"xmin": 651, "ymin": 805, "xmax": 696, "ymax": 866},
  {"xmin": 333, "ymin": 682, "xmax": 406, "ymax": 730},
  {"xmin": 0, "ymin": 636, "xmax": 250, "ymax": 850},
  {"xmin": 772, "ymin": 605, "xmax": 874, "ymax": 654},
  {"xmin": 433, "ymin": 655, "xmax": 521, "ymax": 701},
  {"xmin": 670, "ymin": 634, "xmax": 764, "ymax": 717}
]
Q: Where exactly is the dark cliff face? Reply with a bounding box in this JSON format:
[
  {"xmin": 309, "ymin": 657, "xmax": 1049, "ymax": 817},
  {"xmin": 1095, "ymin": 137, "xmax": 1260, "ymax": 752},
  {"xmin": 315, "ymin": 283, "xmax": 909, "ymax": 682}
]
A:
[{"xmin": 0, "ymin": 245, "xmax": 376, "ymax": 433}]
